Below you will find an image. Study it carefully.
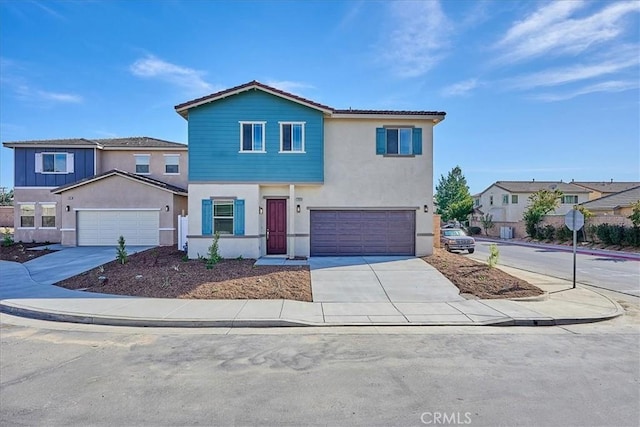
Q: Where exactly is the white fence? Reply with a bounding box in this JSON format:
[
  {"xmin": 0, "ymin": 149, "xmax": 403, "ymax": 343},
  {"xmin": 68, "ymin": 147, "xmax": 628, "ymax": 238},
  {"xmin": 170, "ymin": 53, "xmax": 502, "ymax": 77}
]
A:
[{"xmin": 178, "ymin": 215, "xmax": 188, "ymax": 251}]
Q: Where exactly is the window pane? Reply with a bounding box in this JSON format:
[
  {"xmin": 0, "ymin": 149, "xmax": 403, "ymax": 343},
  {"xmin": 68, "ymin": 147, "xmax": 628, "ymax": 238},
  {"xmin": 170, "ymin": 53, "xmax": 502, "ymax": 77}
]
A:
[
  {"xmin": 292, "ymin": 124, "xmax": 303, "ymax": 151},
  {"xmin": 253, "ymin": 124, "xmax": 263, "ymax": 151},
  {"xmin": 214, "ymin": 202, "xmax": 233, "ymax": 217},
  {"xmin": 242, "ymin": 124, "xmax": 253, "ymax": 151},
  {"xmin": 214, "ymin": 218, "xmax": 233, "ymax": 234},
  {"xmin": 165, "ymin": 156, "xmax": 179, "ymax": 173},
  {"xmin": 135, "ymin": 155, "xmax": 150, "ymax": 174},
  {"xmin": 55, "ymin": 153, "xmax": 67, "ymax": 172},
  {"xmin": 20, "ymin": 205, "xmax": 34, "ymax": 227},
  {"xmin": 512, "ymin": 195, "xmax": 518, "ymax": 204},
  {"xmin": 282, "ymin": 124, "xmax": 292, "ymax": 151},
  {"xmin": 42, "ymin": 215, "xmax": 56, "ymax": 227},
  {"xmin": 386, "ymin": 129, "xmax": 399, "ymax": 154},
  {"xmin": 43, "ymin": 154, "xmax": 54, "ymax": 172},
  {"xmin": 399, "ymin": 129, "xmax": 412, "ymax": 154}
]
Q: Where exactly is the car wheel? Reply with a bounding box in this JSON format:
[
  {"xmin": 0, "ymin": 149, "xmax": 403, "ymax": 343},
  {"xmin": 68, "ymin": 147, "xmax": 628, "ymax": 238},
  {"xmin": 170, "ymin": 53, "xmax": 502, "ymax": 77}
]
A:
[{"xmin": 468, "ymin": 248, "xmax": 475, "ymax": 254}]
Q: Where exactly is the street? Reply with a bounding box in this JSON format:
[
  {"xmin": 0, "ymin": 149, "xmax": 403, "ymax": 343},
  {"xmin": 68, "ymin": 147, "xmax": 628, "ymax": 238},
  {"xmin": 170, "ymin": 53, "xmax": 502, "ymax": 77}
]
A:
[
  {"xmin": 1, "ymin": 312, "xmax": 639, "ymax": 427},
  {"xmin": 469, "ymin": 241, "xmax": 640, "ymax": 297}
]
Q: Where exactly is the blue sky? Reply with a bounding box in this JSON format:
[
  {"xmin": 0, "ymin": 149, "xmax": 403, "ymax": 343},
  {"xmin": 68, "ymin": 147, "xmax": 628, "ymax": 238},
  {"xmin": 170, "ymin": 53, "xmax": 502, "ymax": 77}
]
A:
[{"xmin": 1, "ymin": 0, "xmax": 638, "ymax": 194}]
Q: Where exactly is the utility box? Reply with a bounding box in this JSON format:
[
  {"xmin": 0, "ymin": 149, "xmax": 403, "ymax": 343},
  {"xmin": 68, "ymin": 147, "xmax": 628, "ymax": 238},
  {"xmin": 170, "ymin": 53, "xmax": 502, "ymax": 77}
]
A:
[{"xmin": 500, "ymin": 226, "xmax": 513, "ymax": 239}]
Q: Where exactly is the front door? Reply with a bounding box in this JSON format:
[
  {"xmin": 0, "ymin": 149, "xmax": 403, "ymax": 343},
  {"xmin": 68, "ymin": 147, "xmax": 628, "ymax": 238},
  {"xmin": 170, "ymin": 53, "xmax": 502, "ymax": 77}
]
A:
[{"xmin": 266, "ymin": 199, "xmax": 287, "ymax": 254}]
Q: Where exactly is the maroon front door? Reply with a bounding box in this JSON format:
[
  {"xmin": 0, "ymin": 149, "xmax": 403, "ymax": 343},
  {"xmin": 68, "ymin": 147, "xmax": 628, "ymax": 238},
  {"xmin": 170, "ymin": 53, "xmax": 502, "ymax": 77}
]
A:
[{"xmin": 266, "ymin": 199, "xmax": 287, "ymax": 254}]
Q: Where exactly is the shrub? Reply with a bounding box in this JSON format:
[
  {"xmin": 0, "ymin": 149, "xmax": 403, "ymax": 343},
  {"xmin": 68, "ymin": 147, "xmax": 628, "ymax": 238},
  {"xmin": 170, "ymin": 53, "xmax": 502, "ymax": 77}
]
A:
[
  {"xmin": 115, "ymin": 235, "xmax": 128, "ymax": 265},
  {"xmin": 488, "ymin": 244, "xmax": 499, "ymax": 268},
  {"xmin": 541, "ymin": 224, "xmax": 555, "ymax": 241},
  {"xmin": 468, "ymin": 226, "xmax": 481, "ymax": 236},
  {"xmin": 2, "ymin": 231, "xmax": 14, "ymax": 247},
  {"xmin": 556, "ymin": 225, "xmax": 573, "ymax": 242},
  {"xmin": 206, "ymin": 232, "xmax": 222, "ymax": 269},
  {"xmin": 607, "ymin": 225, "xmax": 624, "ymax": 246}
]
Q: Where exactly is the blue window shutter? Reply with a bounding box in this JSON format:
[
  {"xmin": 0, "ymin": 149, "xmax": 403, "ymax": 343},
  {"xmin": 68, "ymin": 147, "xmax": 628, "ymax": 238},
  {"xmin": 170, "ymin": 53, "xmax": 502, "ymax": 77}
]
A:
[
  {"xmin": 412, "ymin": 128, "xmax": 423, "ymax": 155},
  {"xmin": 376, "ymin": 128, "xmax": 386, "ymax": 155},
  {"xmin": 233, "ymin": 199, "xmax": 245, "ymax": 236},
  {"xmin": 202, "ymin": 199, "xmax": 212, "ymax": 235}
]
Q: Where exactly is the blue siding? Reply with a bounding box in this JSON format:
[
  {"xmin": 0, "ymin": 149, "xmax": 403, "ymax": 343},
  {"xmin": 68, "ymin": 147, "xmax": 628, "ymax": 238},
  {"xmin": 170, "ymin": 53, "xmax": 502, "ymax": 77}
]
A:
[
  {"xmin": 13, "ymin": 147, "xmax": 95, "ymax": 187},
  {"xmin": 188, "ymin": 90, "xmax": 324, "ymax": 183}
]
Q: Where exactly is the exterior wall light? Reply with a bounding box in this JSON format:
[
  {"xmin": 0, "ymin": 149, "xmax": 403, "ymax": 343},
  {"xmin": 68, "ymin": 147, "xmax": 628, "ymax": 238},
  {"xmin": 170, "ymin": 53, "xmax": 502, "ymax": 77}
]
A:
[
  {"xmin": 259, "ymin": 207, "xmax": 264, "ymax": 215},
  {"xmin": 165, "ymin": 205, "xmax": 170, "ymax": 212},
  {"xmin": 297, "ymin": 204, "xmax": 301, "ymax": 213},
  {"xmin": 65, "ymin": 205, "xmax": 70, "ymax": 212},
  {"xmin": 424, "ymin": 205, "xmax": 429, "ymax": 213}
]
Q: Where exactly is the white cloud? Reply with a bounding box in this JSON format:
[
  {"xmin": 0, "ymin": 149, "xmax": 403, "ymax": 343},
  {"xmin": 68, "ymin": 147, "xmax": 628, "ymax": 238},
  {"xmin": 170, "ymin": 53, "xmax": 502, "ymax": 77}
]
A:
[
  {"xmin": 130, "ymin": 55, "xmax": 213, "ymax": 93},
  {"xmin": 36, "ymin": 90, "xmax": 83, "ymax": 103},
  {"xmin": 380, "ymin": 0, "xmax": 452, "ymax": 77},
  {"xmin": 264, "ymin": 80, "xmax": 315, "ymax": 94},
  {"xmin": 441, "ymin": 79, "xmax": 481, "ymax": 97},
  {"xmin": 495, "ymin": 1, "xmax": 640, "ymax": 64},
  {"xmin": 530, "ymin": 80, "xmax": 639, "ymax": 102}
]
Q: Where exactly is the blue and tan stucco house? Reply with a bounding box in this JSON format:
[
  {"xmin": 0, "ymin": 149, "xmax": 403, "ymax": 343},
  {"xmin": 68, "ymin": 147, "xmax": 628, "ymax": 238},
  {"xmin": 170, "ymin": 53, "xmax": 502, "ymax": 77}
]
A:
[
  {"xmin": 2, "ymin": 137, "xmax": 188, "ymax": 246},
  {"xmin": 175, "ymin": 81, "xmax": 446, "ymax": 259}
]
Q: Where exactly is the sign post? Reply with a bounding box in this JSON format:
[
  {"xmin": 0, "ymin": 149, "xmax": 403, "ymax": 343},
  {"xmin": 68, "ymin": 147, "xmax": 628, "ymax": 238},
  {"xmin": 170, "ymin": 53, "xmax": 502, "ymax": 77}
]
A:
[{"xmin": 565, "ymin": 207, "xmax": 585, "ymax": 289}]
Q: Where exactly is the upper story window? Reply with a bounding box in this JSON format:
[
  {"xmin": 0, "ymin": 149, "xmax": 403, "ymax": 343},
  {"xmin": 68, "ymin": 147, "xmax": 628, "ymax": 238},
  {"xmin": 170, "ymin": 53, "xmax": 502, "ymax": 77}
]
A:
[
  {"xmin": 20, "ymin": 204, "xmax": 35, "ymax": 228},
  {"xmin": 35, "ymin": 153, "xmax": 74, "ymax": 174},
  {"xmin": 502, "ymin": 194, "xmax": 509, "ymax": 204},
  {"xmin": 489, "ymin": 195, "xmax": 494, "ymax": 206},
  {"xmin": 240, "ymin": 122, "xmax": 266, "ymax": 152},
  {"xmin": 474, "ymin": 199, "xmax": 480, "ymax": 207},
  {"xmin": 512, "ymin": 195, "xmax": 519, "ymax": 204},
  {"xmin": 280, "ymin": 122, "xmax": 305, "ymax": 153},
  {"xmin": 41, "ymin": 204, "xmax": 56, "ymax": 228},
  {"xmin": 135, "ymin": 154, "xmax": 150, "ymax": 174},
  {"xmin": 164, "ymin": 154, "xmax": 180, "ymax": 174},
  {"xmin": 562, "ymin": 195, "xmax": 578, "ymax": 204},
  {"xmin": 376, "ymin": 127, "xmax": 422, "ymax": 156}
]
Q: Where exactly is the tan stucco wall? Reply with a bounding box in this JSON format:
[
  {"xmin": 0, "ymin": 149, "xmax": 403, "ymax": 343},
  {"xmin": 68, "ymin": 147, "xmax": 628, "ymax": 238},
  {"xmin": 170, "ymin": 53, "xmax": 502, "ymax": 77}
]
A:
[
  {"xmin": 58, "ymin": 175, "xmax": 185, "ymax": 246},
  {"xmin": 13, "ymin": 188, "xmax": 62, "ymax": 243},
  {"xmin": 100, "ymin": 150, "xmax": 188, "ymax": 188},
  {"xmin": 0, "ymin": 206, "xmax": 14, "ymax": 227}
]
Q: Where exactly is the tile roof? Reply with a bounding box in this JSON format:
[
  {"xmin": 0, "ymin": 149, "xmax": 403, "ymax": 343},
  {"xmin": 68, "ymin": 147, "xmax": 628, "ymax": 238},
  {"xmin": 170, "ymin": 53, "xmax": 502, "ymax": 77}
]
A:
[
  {"xmin": 3, "ymin": 137, "xmax": 186, "ymax": 149},
  {"xmin": 52, "ymin": 169, "xmax": 188, "ymax": 195},
  {"xmin": 490, "ymin": 181, "xmax": 591, "ymax": 193},
  {"xmin": 572, "ymin": 181, "xmax": 640, "ymax": 194},
  {"xmin": 174, "ymin": 80, "xmax": 446, "ymax": 119},
  {"xmin": 579, "ymin": 186, "xmax": 640, "ymax": 210}
]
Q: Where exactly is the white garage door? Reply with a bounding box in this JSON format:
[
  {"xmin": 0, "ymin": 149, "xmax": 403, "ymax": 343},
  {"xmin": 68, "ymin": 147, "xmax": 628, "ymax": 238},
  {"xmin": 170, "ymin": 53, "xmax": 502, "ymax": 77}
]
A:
[{"xmin": 77, "ymin": 210, "xmax": 159, "ymax": 246}]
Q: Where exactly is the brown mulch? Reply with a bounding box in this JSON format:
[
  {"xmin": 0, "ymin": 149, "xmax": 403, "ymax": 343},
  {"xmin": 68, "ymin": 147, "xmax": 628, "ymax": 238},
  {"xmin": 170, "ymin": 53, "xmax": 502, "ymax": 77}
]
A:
[
  {"xmin": 0, "ymin": 242, "xmax": 55, "ymax": 263},
  {"xmin": 422, "ymin": 248, "xmax": 544, "ymax": 299},
  {"xmin": 56, "ymin": 246, "xmax": 312, "ymax": 301}
]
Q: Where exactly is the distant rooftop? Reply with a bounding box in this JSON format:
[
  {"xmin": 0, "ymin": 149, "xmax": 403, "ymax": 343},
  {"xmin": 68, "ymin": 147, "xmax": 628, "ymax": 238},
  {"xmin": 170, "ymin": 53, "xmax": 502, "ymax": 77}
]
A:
[{"xmin": 3, "ymin": 136, "xmax": 186, "ymax": 149}]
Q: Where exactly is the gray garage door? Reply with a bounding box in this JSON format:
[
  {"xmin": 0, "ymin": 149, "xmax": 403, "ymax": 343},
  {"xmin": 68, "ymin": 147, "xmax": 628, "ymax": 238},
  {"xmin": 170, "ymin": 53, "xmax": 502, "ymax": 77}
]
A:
[{"xmin": 310, "ymin": 210, "xmax": 415, "ymax": 256}]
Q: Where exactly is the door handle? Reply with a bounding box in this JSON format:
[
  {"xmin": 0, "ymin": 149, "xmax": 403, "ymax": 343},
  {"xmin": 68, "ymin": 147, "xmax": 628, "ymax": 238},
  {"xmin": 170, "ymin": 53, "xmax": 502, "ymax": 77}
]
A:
[{"xmin": 266, "ymin": 229, "xmax": 270, "ymax": 240}]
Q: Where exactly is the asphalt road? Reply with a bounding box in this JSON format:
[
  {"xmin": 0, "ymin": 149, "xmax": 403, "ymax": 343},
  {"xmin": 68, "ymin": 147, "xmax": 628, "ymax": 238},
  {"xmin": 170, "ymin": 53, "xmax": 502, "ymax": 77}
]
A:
[
  {"xmin": 1, "ymin": 313, "xmax": 639, "ymax": 427},
  {"xmin": 468, "ymin": 241, "xmax": 640, "ymax": 297}
]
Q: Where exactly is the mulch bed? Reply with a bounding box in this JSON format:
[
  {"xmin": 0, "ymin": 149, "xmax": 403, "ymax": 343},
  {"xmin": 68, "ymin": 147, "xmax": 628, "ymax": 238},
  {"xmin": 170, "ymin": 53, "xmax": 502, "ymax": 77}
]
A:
[
  {"xmin": 0, "ymin": 242, "xmax": 55, "ymax": 263},
  {"xmin": 422, "ymin": 248, "xmax": 544, "ymax": 299},
  {"xmin": 56, "ymin": 246, "xmax": 312, "ymax": 301}
]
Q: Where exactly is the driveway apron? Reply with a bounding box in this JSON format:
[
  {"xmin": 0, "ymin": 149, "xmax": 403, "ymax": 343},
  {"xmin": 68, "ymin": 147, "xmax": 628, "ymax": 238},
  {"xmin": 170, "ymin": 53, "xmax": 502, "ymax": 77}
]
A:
[{"xmin": 309, "ymin": 256, "xmax": 464, "ymax": 303}]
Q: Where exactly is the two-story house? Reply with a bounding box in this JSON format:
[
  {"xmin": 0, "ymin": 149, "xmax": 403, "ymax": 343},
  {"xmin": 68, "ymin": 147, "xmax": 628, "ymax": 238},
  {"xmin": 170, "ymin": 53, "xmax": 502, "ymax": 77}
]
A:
[
  {"xmin": 3, "ymin": 137, "xmax": 188, "ymax": 246},
  {"xmin": 175, "ymin": 81, "xmax": 445, "ymax": 259}
]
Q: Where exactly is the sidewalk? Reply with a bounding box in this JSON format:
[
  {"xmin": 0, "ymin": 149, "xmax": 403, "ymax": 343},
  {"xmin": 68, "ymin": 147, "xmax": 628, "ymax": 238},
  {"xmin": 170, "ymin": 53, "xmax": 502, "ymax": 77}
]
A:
[{"xmin": 0, "ymin": 259, "xmax": 624, "ymax": 328}]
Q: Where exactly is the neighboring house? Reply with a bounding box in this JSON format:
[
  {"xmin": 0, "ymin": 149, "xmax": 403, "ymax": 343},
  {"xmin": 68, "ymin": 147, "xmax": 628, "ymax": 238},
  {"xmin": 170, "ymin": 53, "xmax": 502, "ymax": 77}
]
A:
[
  {"xmin": 572, "ymin": 181, "xmax": 640, "ymax": 201},
  {"xmin": 473, "ymin": 181, "xmax": 591, "ymax": 223},
  {"xmin": 175, "ymin": 80, "xmax": 445, "ymax": 259},
  {"xmin": 579, "ymin": 186, "xmax": 640, "ymax": 216},
  {"xmin": 2, "ymin": 137, "xmax": 188, "ymax": 246}
]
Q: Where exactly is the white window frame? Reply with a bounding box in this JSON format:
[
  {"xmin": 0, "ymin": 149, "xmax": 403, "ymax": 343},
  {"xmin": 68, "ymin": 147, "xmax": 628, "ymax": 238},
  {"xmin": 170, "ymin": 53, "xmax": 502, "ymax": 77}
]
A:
[
  {"xmin": 385, "ymin": 128, "xmax": 413, "ymax": 156},
  {"xmin": 279, "ymin": 122, "xmax": 306, "ymax": 153},
  {"xmin": 40, "ymin": 203, "xmax": 57, "ymax": 229},
  {"xmin": 134, "ymin": 154, "xmax": 151, "ymax": 175},
  {"xmin": 19, "ymin": 203, "xmax": 35, "ymax": 229},
  {"xmin": 562, "ymin": 195, "xmax": 579, "ymax": 204},
  {"xmin": 36, "ymin": 152, "xmax": 73, "ymax": 174},
  {"xmin": 239, "ymin": 121, "xmax": 266, "ymax": 153},
  {"xmin": 213, "ymin": 200, "xmax": 234, "ymax": 235},
  {"xmin": 164, "ymin": 154, "xmax": 180, "ymax": 175}
]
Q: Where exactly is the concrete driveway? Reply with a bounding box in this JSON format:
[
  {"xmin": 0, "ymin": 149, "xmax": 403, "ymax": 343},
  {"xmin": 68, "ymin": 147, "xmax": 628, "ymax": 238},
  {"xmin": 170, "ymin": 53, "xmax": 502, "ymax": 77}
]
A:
[
  {"xmin": 309, "ymin": 256, "xmax": 464, "ymax": 303},
  {"xmin": 24, "ymin": 245, "xmax": 153, "ymax": 285}
]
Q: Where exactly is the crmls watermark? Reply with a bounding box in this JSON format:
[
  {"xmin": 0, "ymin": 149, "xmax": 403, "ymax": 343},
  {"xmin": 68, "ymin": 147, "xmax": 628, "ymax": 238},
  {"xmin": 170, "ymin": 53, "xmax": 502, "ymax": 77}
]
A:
[{"xmin": 420, "ymin": 411, "xmax": 472, "ymax": 425}]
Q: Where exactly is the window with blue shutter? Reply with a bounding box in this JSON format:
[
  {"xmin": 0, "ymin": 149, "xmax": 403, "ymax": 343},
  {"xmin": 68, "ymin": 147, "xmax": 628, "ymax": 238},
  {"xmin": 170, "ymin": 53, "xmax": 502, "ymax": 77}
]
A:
[
  {"xmin": 233, "ymin": 199, "xmax": 245, "ymax": 236},
  {"xmin": 376, "ymin": 128, "xmax": 386, "ymax": 154},
  {"xmin": 376, "ymin": 127, "xmax": 422, "ymax": 156},
  {"xmin": 201, "ymin": 199, "xmax": 212, "ymax": 235}
]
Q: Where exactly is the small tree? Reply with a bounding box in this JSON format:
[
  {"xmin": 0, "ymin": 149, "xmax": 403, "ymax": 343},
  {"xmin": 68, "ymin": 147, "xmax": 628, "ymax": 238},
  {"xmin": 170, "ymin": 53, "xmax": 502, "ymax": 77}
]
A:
[
  {"xmin": 116, "ymin": 235, "xmax": 128, "ymax": 265},
  {"xmin": 487, "ymin": 243, "xmax": 499, "ymax": 268},
  {"xmin": 629, "ymin": 200, "xmax": 640, "ymax": 227},
  {"xmin": 206, "ymin": 232, "xmax": 222, "ymax": 269},
  {"xmin": 577, "ymin": 205, "xmax": 594, "ymax": 242},
  {"xmin": 435, "ymin": 166, "xmax": 474, "ymax": 222},
  {"xmin": 480, "ymin": 214, "xmax": 495, "ymax": 236},
  {"xmin": 0, "ymin": 188, "xmax": 13, "ymax": 206},
  {"xmin": 522, "ymin": 189, "xmax": 563, "ymax": 238}
]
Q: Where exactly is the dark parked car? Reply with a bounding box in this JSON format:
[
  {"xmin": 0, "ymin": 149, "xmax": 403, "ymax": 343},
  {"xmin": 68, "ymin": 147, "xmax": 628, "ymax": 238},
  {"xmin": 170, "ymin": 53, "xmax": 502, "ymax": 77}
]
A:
[{"xmin": 440, "ymin": 228, "xmax": 475, "ymax": 253}]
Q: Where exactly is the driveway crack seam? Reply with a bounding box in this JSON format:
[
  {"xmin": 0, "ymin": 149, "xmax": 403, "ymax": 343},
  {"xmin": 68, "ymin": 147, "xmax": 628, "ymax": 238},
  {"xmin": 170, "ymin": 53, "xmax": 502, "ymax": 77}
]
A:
[{"xmin": 367, "ymin": 260, "xmax": 408, "ymax": 322}]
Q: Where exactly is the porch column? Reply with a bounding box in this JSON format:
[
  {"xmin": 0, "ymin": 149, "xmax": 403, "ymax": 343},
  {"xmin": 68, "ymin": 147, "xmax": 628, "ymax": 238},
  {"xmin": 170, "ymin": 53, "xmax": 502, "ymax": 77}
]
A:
[{"xmin": 288, "ymin": 184, "xmax": 295, "ymax": 259}]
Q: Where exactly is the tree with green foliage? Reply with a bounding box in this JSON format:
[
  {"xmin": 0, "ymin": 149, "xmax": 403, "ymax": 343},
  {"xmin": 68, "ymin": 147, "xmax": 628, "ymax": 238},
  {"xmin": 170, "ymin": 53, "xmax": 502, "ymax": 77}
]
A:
[
  {"xmin": 480, "ymin": 214, "xmax": 495, "ymax": 236},
  {"xmin": 0, "ymin": 188, "xmax": 13, "ymax": 206},
  {"xmin": 522, "ymin": 189, "xmax": 563, "ymax": 238},
  {"xmin": 628, "ymin": 200, "xmax": 640, "ymax": 227},
  {"xmin": 435, "ymin": 166, "xmax": 474, "ymax": 223},
  {"xmin": 116, "ymin": 235, "xmax": 128, "ymax": 265}
]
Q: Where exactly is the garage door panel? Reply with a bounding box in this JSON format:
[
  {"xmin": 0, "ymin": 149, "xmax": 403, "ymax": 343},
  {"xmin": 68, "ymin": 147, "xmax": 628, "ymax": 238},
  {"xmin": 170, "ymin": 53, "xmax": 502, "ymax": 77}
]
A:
[
  {"xmin": 310, "ymin": 210, "xmax": 415, "ymax": 256},
  {"xmin": 78, "ymin": 210, "xmax": 159, "ymax": 246}
]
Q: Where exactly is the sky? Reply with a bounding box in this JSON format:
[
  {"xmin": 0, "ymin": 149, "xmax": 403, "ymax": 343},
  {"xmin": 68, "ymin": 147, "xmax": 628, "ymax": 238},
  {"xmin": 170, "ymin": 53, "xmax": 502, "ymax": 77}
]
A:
[{"xmin": 1, "ymin": 0, "xmax": 639, "ymax": 195}]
